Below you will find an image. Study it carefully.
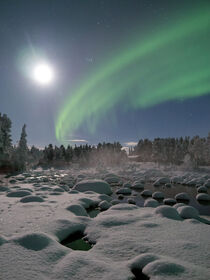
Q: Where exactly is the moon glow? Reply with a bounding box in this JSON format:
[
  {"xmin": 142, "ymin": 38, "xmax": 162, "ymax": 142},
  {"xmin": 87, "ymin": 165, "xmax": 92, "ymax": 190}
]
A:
[{"xmin": 33, "ymin": 63, "xmax": 54, "ymax": 85}]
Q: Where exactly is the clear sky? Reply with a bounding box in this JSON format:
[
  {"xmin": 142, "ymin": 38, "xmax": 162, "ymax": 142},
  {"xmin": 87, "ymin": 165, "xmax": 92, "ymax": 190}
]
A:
[{"xmin": 0, "ymin": 0, "xmax": 210, "ymax": 147}]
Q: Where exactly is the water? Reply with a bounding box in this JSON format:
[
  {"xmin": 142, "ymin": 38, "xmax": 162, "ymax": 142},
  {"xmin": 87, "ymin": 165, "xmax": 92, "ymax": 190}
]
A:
[
  {"xmin": 61, "ymin": 232, "xmax": 93, "ymax": 251},
  {"xmin": 112, "ymin": 184, "xmax": 210, "ymax": 216}
]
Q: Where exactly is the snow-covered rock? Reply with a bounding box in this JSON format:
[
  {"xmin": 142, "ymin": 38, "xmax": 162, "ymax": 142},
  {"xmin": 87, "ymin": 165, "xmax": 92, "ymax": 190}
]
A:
[
  {"xmin": 177, "ymin": 206, "xmax": 199, "ymax": 219},
  {"xmin": 196, "ymin": 193, "xmax": 210, "ymax": 201},
  {"xmin": 0, "ymin": 186, "xmax": 9, "ymax": 192},
  {"xmin": 73, "ymin": 179, "xmax": 112, "ymax": 195},
  {"xmin": 20, "ymin": 195, "xmax": 44, "ymax": 203},
  {"xmin": 197, "ymin": 186, "xmax": 208, "ymax": 193},
  {"xmin": 99, "ymin": 200, "xmax": 111, "ymax": 210},
  {"xmin": 171, "ymin": 176, "xmax": 183, "ymax": 184},
  {"xmin": 127, "ymin": 198, "xmax": 136, "ymax": 204},
  {"xmin": 7, "ymin": 190, "xmax": 32, "ymax": 197},
  {"xmin": 152, "ymin": 191, "xmax": 164, "ymax": 199},
  {"xmin": 104, "ymin": 176, "xmax": 121, "ymax": 184},
  {"xmin": 154, "ymin": 205, "xmax": 181, "ymax": 220},
  {"xmin": 144, "ymin": 198, "xmax": 159, "ymax": 207},
  {"xmin": 153, "ymin": 177, "xmax": 170, "ymax": 186},
  {"xmin": 141, "ymin": 190, "xmax": 152, "ymax": 197},
  {"xmin": 116, "ymin": 188, "xmax": 132, "ymax": 195},
  {"xmin": 66, "ymin": 204, "xmax": 88, "ymax": 216},
  {"xmin": 204, "ymin": 179, "xmax": 210, "ymax": 188},
  {"xmin": 175, "ymin": 192, "xmax": 190, "ymax": 201},
  {"xmin": 131, "ymin": 181, "xmax": 144, "ymax": 189},
  {"xmin": 123, "ymin": 182, "xmax": 131, "ymax": 188},
  {"xmin": 163, "ymin": 198, "xmax": 176, "ymax": 205},
  {"xmin": 173, "ymin": 203, "xmax": 186, "ymax": 209},
  {"xmin": 111, "ymin": 199, "xmax": 120, "ymax": 205}
]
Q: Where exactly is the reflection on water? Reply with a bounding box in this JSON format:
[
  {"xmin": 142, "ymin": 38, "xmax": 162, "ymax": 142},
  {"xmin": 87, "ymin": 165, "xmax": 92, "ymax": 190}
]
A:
[{"xmin": 112, "ymin": 184, "xmax": 210, "ymax": 216}]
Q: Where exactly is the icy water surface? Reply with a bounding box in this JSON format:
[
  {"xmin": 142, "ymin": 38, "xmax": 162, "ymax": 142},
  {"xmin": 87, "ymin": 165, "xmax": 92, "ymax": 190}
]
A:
[
  {"xmin": 112, "ymin": 184, "xmax": 210, "ymax": 216},
  {"xmin": 61, "ymin": 232, "xmax": 93, "ymax": 251}
]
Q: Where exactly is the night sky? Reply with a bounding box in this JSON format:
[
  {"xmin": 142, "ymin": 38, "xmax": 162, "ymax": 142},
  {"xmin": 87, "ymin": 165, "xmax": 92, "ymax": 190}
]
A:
[{"xmin": 0, "ymin": 0, "xmax": 210, "ymax": 148}]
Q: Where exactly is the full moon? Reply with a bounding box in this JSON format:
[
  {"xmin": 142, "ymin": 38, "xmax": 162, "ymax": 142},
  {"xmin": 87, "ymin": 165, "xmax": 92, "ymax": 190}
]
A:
[{"xmin": 33, "ymin": 63, "xmax": 54, "ymax": 85}]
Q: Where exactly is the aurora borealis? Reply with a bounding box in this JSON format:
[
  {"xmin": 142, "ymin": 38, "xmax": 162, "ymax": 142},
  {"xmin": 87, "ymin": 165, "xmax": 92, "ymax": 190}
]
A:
[
  {"xmin": 1, "ymin": 0, "xmax": 210, "ymax": 146},
  {"xmin": 55, "ymin": 3, "xmax": 210, "ymax": 142}
]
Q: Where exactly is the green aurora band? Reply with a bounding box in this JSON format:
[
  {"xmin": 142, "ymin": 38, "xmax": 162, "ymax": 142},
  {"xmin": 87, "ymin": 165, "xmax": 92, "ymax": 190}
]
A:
[{"xmin": 55, "ymin": 5, "xmax": 210, "ymax": 142}]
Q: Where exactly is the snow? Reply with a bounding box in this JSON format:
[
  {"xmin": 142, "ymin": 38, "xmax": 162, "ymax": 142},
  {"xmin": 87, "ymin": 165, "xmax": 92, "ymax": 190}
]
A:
[{"xmin": 0, "ymin": 165, "xmax": 210, "ymax": 280}]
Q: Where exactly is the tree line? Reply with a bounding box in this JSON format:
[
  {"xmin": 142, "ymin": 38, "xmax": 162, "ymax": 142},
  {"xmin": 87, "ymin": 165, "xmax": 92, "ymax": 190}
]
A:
[
  {"xmin": 129, "ymin": 134, "xmax": 210, "ymax": 167},
  {"xmin": 0, "ymin": 113, "xmax": 126, "ymax": 172},
  {"xmin": 1, "ymin": 112, "xmax": 210, "ymax": 172}
]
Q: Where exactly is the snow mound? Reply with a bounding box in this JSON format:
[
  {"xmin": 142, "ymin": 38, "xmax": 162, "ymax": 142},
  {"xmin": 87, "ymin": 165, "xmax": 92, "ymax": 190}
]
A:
[
  {"xmin": 143, "ymin": 259, "xmax": 185, "ymax": 276},
  {"xmin": 123, "ymin": 182, "xmax": 131, "ymax": 188},
  {"xmin": 177, "ymin": 206, "xmax": 199, "ymax": 219},
  {"xmin": 154, "ymin": 177, "xmax": 170, "ymax": 186},
  {"xmin": 45, "ymin": 219, "xmax": 87, "ymax": 242},
  {"xmin": 163, "ymin": 198, "xmax": 176, "ymax": 205},
  {"xmin": 197, "ymin": 186, "xmax": 208, "ymax": 193},
  {"xmin": 73, "ymin": 179, "xmax": 112, "ymax": 195},
  {"xmin": 175, "ymin": 192, "xmax": 190, "ymax": 201},
  {"xmin": 196, "ymin": 193, "xmax": 210, "ymax": 201},
  {"xmin": 173, "ymin": 203, "xmax": 186, "ymax": 209},
  {"xmin": 152, "ymin": 191, "xmax": 165, "ymax": 199},
  {"xmin": 99, "ymin": 200, "xmax": 111, "ymax": 210},
  {"xmin": 144, "ymin": 198, "xmax": 159, "ymax": 208},
  {"xmin": 78, "ymin": 197, "xmax": 98, "ymax": 209},
  {"xmin": 131, "ymin": 182, "xmax": 144, "ymax": 189},
  {"xmin": 171, "ymin": 176, "xmax": 183, "ymax": 184},
  {"xmin": 104, "ymin": 176, "xmax": 121, "ymax": 184},
  {"xmin": 129, "ymin": 253, "xmax": 159, "ymax": 271},
  {"xmin": 116, "ymin": 188, "xmax": 132, "ymax": 195},
  {"xmin": 66, "ymin": 204, "xmax": 88, "ymax": 216},
  {"xmin": 154, "ymin": 205, "xmax": 181, "ymax": 220},
  {"xmin": 12, "ymin": 232, "xmax": 52, "ymax": 251},
  {"xmin": 141, "ymin": 190, "xmax": 152, "ymax": 197},
  {"xmin": 7, "ymin": 190, "xmax": 32, "ymax": 197},
  {"xmin": 111, "ymin": 199, "xmax": 120, "ymax": 205},
  {"xmin": 20, "ymin": 195, "xmax": 44, "ymax": 203}
]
